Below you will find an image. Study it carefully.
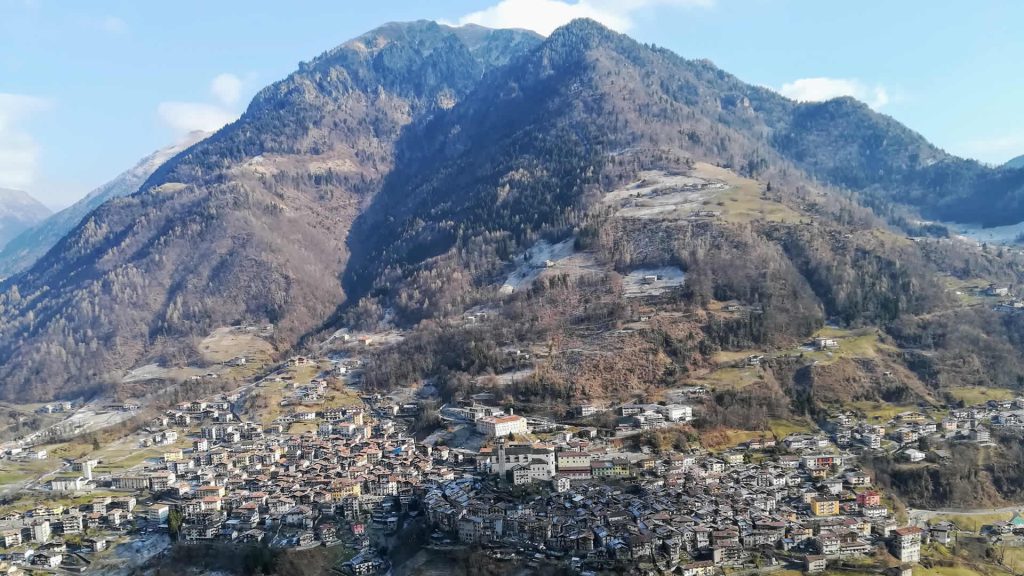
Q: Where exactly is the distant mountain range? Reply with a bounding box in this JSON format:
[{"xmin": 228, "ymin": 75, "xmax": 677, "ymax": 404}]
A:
[
  {"xmin": 1005, "ymin": 155, "xmax": 1024, "ymax": 170},
  {"xmin": 0, "ymin": 188, "xmax": 51, "ymax": 251},
  {"xmin": 2, "ymin": 19, "xmax": 1024, "ymax": 400},
  {"xmin": 0, "ymin": 131, "xmax": 209, "ymax": 278}
]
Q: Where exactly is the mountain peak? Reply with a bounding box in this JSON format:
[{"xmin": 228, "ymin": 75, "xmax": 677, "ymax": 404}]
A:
[
  {"xmin": 0, "ymin": 188, "xmax": 51, "ymax": 254},
  {"xmin": 0, "ymin": 188, "xmax": 51, "ymax": 218},
  {"xmin": 552, "ymin": 17, "xmax": 619, "ymax": 38},
  {"xmin": 545, "ymin": 18, "xmax": 628, "ymax": 52}
]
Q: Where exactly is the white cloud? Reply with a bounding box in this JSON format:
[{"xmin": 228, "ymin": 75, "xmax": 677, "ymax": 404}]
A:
[
  {"xmin": 157, "ymin": 102, "xmax": 237, "ymax": 136},
  {"xmin": 210, "ymin": 73, "xmax": 242, "ymax": 106},
  {"xmin": 779, "ymin": 77, "xmax": 890, "ymax": 110},
  {"xmin": 98, "ymin": 15, "xmax": 127, "ymax": 34},
  {"xmin": 157, "ymin": 73, "xmax": 246, "ymax": 138},
  {"xmin": 448, "ymin": 0, "xmax": 713, "ymax": 36},
  {"xmin": 0, "ymin": 93, "xmax": 52, "ymax": 190}
]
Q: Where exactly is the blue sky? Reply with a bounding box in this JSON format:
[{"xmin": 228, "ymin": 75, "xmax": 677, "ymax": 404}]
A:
[{"xmin": 2, "ymin": 0, "xmax": 1022, "ymax": 208}]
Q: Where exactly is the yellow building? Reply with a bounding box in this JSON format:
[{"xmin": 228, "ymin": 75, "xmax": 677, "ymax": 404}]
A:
[
  {"xmin": 331, "ymin": 480, "xmax": 362, "ymax": 499},
  {"xmin": 811, "ymin": 497, "xmax": 839, "ymax": 517}
]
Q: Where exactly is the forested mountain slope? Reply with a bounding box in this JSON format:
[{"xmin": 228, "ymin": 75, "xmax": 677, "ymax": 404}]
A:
[
  {"xmin": 0, "ymin": 22, "xmax": 541, "ymax": 400},
  {"xmin": 2, "ymin": 18, "xmax": 1024, "ymax": 402}
]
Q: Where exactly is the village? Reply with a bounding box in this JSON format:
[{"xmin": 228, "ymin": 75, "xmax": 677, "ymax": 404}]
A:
[{"xmin": 0, "ymin": 328, "xmax": 1021, "ymax": 576}]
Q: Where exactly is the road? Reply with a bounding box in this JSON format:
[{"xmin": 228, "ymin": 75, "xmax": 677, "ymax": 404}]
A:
[{"xmin": 908, "ymin": 505, "xmax": 1024, "ymax": 526}]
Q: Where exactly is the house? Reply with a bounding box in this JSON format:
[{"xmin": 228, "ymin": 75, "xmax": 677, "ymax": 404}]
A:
[
  {"xmin": 821, "ymin": 478, "xmax": 844, "ymax": 495},
  {"xmin": 805, "ymin": 554, "xmax": 827, "ymax": 573},
  {"xmin": 845, "ymin": 470, "xmax": 871, "ymax": 486},
  {"xmin": 681, "ymin": 561, "xmax": 715, "ymax": 576},
  {"xmin": 147, "ymin": 505, "xmax": 170, "ymax": 524},
  {"xmin": 811, "ymin": 496, "xmax": 840, "ymax": 517},
  {"xmin": 29, "ymin": 521, "xmax": 51, "ymax": 544},
  {"xmin": 986, "ymin": 284, "xmax": 1010, "ymax": 297},
  {"xmin": 802, "ymin": 454, "xmax": 843, "ymax": 471},
  {"xmin": 71, "ymin": 459, "xmax": 98, "ymax": 480},
  {"xmin": 900, "ymin": 448, "xmax": 926, "ymax": 463},
  {"xmin": 815, "ymin": 533, "xmax": 840, "ymax": 555},
  {"xmin": 891, "ymin": 427, "xmax": 916, "ymax": 444},
  {"xmin": 31, "ymin": 553, "xmax": 62, "ymax": 569},
  {"xmin": 553, "ymin": 475, "xmax": 571, "ymax": 493},
  {"xmin": 316, "ymin": 523, "xmax": 337, "ymax": 542},
  {"xmin": 182, "ymin": 523, "xmax": 219, "ymax": 541},
  {"xmin": 620, "ymin": 405, "xmax": 644, "ymax": 417},
  {"xmin": 342, "ymin": 550, "xmax": 389, "ymax": 576},
  {"xmin": 889, "ymin": 527, "xmax": 923, "ymax": 563},
  {"xmin": 1009, "ymin": 513, "xmax": 1024, "ymax": 534},
  {"xmin": 930, "ymin": 522, "xmax": 954, "ymax": 546},
  {"xmin": 0, "ymin": 530, "xmax": 21, "ymax": 548},
  {"xmin": 814, "ymin": 337, "xmax": 839, "ymax": 350},
  {"xmin": 59, "ymin": 514, "xmax": 83, "ymax": 535},
  {"xmin": 856, "ymin": 491, "xmax": 882, "ymax": 507},
  {"xmin": 575, "ymin": 405, "xmax": 598, "ymax": 418}
]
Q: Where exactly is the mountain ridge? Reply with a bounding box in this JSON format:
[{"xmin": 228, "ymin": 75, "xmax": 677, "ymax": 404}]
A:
[
  {"xmin": 0, "ymin": 21, "xmax": 543, "ymax": 400},
  {"xmin": 0, "ymin": 131, "xmax": 210, "ymax": 278},
  {"xmin": 1, "ymin": 19, "xmax": 1024, "ymax": 401}
]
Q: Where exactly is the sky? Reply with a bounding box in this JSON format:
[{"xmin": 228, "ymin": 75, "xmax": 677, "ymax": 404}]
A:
[{"xmin": 1, "ymin": 0, "xmax": 1022, "ymax": 209}]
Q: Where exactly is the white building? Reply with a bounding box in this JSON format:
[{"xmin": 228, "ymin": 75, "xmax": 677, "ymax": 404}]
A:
[
  {"xmin": 900, "ymin": 448, "xmax": 926, "ymax": 463},
  {"xmin": 147, "ymin": 505, "xmax": 170, "ymax": 524},
  {"xmin": 553, "ymin": 475, "xmax": 571, "ymax": 493},
  {"xmin": 50, "ymin": 476, "xmax": 86, "ymax": 492},
  {"xmin": 484, "ymin": 443, "xmax": 556, "ymax": 483},
  {"xmin": 31, "ymin": 521, "xmax": 51, "ymax": 544},
  {"xmin": 72, "ymin": 458, "xmax": 98, "ymax": 481},
  {"xmin": 658, "ymin": 404, "xmax": 693, "ymax": 422},
  {"xmin": 890, "ymin": 527, "xmax": 923, "ymax": 563},
  {"xmin": 476, "ymin": 414, "xmax": 528, "ymax": 438}
]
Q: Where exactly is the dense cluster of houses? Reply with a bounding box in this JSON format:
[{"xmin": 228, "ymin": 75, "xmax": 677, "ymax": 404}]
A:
[
  {"xmin": 823, "ymin": 403, "xmax": 1001, "ymax": 462},
  {"xmin": 122, "ymin": 400, "xmax": 444, "ymax": 550},
  {"xmin": 425, "ymin": 432, "xmax": 923, "ymax": 574},
  {"xmin": 0, "ymin": 497, "xmax": 123, "ymax": 571},
  {"xmin": 7, "ymin": 335, "xmax": 1024, "ymax": 576},
  {"xmin": 10, "ymin": 382, "xmax": 459, "ymax": 574},
  {"xmin": 949, "ymin": 398, "xmax": 1024, "ymax": 433}
]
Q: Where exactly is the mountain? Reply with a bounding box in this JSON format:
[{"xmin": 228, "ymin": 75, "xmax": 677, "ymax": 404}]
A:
[
  {"xmin": 771, "ymin": 98, "xmax": 1024, "ymax": 226},
  {"xmin": 0, "ymin": 132, "xmax": 210, "ymax": 278},
  {"xmin": 0, "ymin": 189, "xmax": 51, "ymax": 250},
  {"xmin": 0, "ymin": 21, "xmax": 543, "ymax": 400},
  {"xmin": 1, "ymin": 18, "xmax": 1023, "ymax": 402},
  {"xmin": 1005, "ymin": 155, "xmax": 1024, "ymax": 170}
]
